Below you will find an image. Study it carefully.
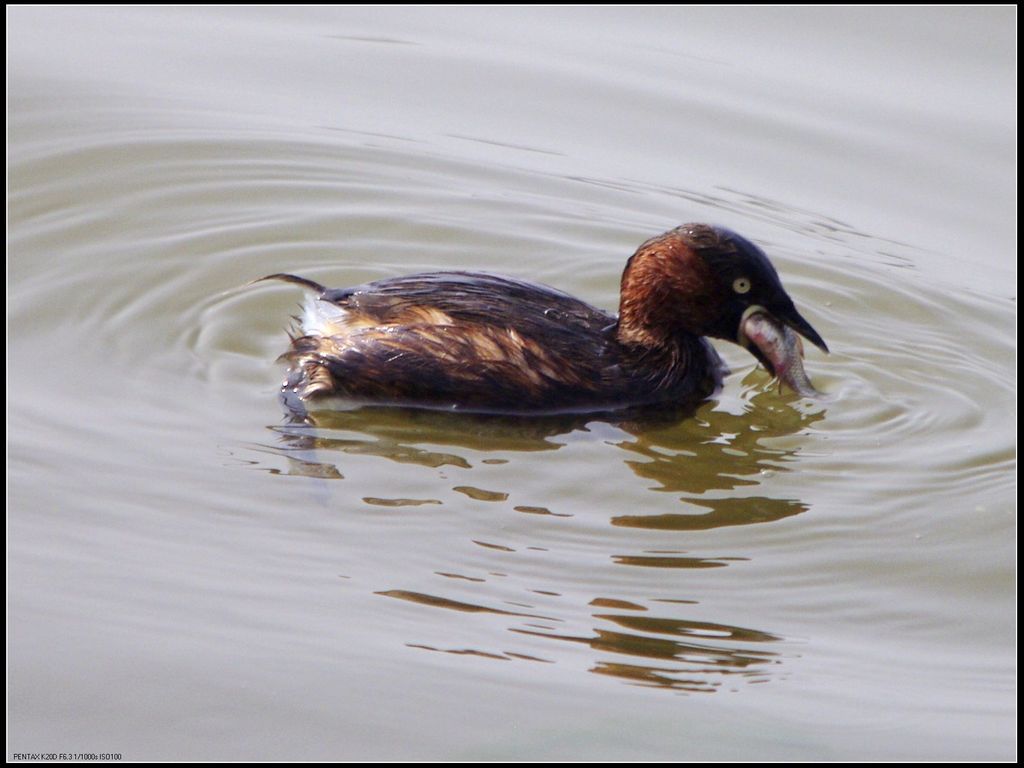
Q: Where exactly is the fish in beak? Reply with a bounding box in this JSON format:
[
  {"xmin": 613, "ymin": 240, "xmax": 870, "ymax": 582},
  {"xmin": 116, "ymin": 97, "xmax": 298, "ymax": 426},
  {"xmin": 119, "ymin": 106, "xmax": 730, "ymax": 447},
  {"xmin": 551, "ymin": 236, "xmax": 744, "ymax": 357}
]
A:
[{"xmin": 739, "ymin": 304, "xmax": 827, "ymax": 398}]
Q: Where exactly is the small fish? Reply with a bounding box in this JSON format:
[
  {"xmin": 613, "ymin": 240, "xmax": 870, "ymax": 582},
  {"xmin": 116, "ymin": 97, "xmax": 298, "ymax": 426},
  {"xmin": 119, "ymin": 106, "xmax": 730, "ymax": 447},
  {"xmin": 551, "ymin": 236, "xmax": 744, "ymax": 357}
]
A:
[{"xmin": 741, "ymin": 310, "xmax": 825, "ymax": 399}]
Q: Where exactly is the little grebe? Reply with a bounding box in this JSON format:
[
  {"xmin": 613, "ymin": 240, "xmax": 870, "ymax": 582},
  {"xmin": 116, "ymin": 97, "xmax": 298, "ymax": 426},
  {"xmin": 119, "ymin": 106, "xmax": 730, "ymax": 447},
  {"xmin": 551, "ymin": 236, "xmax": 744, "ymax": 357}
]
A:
[{"xmin": 261, "ymin": 224, "xmax": 828, "ymax": 413}]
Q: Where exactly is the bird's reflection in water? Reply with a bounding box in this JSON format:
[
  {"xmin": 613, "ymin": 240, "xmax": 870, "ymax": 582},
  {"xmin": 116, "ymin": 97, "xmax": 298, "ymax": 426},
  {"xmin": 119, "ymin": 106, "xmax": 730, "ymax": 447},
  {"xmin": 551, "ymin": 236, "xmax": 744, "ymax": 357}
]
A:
[
  {"xmin": 539, "ymin": 611, "xmax": 784, "ymax": 693},
  {"xmin": 261, "ymin": 369, "xmax": 824, "ymax": 531},
  {"xmin": 378, "ymin": 588, "xmax": 783, "ymax": 693},
  {"xmin": 255, "ymin": 371, "xmax": 826, "ymax": 692}
]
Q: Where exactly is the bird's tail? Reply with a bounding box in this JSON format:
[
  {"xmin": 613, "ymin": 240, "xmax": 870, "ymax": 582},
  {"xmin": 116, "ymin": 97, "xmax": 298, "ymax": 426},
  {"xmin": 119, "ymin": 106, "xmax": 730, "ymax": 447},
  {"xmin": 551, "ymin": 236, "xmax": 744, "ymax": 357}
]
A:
[{"xmin": 252, "ymin": 273, "xmax": 327, "ymax": 296}]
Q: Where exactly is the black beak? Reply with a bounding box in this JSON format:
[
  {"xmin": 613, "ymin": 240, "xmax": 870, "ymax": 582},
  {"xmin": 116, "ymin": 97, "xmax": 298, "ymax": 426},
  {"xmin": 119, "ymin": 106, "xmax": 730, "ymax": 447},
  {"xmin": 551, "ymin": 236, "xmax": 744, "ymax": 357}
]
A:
[{"xmin": 775, "ymin": 301, "xmax": 829, "ymax": 354}]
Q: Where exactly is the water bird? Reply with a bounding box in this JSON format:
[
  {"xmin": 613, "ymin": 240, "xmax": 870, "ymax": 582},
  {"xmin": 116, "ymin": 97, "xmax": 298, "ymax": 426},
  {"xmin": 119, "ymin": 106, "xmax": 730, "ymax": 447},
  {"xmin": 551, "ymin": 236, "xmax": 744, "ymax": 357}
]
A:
[{"xmin": 260, "ymin": 223, "xmax": 828, "ymax": 414}]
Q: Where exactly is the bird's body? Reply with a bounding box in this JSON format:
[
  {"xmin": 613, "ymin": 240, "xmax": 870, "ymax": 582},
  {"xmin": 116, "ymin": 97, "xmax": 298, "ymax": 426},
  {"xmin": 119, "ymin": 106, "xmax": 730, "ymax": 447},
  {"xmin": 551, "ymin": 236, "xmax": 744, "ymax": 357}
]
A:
[{"xmin": 262, "ymin": 224, "xmax": 827, "ymax": 415}]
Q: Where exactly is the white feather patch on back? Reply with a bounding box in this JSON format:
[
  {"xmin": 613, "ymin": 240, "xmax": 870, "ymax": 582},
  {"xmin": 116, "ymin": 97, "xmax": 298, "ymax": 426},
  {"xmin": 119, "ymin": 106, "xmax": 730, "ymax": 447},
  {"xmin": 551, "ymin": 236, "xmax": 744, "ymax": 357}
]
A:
[{"xmin": 301, "ymin": 293, "xmax": 352, "ymax": 337}]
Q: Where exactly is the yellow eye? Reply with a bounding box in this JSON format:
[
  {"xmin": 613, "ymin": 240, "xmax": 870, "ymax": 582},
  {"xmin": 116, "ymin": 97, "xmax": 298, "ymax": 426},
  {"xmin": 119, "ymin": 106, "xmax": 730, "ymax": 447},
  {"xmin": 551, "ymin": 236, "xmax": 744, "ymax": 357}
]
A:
[{"xmin": 733, "ymin": 277, "xmax": 751, "ymax": 294}]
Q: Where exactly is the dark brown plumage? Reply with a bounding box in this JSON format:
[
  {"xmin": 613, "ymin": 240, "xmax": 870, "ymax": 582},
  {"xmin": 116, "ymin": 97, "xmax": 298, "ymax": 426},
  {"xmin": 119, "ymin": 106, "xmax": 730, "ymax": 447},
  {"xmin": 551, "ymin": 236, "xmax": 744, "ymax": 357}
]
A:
[{"xmin": 261, "ymin": 224, "xmax": 827, "ymax": 415}]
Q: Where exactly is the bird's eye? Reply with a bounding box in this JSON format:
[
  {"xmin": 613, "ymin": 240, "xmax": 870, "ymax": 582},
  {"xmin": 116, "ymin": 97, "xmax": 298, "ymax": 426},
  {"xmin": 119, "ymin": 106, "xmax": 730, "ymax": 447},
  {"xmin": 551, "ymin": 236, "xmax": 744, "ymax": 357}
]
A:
[{"xmin": 732, "ymin": 277, "xmax": 752, "ymax": 294}]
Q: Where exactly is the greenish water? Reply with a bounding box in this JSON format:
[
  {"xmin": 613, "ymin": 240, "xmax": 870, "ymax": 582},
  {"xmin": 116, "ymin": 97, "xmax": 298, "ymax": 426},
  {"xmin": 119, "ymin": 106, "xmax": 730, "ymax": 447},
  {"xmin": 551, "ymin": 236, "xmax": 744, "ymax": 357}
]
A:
[{"xmin": 8, "ymin": 6, "xmax": 1015, "ymax": 760}]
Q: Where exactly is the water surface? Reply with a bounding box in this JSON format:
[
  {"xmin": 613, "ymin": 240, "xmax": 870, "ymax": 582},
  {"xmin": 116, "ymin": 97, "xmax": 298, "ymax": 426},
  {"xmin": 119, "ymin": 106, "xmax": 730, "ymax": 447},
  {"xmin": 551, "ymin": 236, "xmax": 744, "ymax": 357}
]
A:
[{"xmin": 8, "ymin": 6, "xmax": 1015, "ymax": 761}]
